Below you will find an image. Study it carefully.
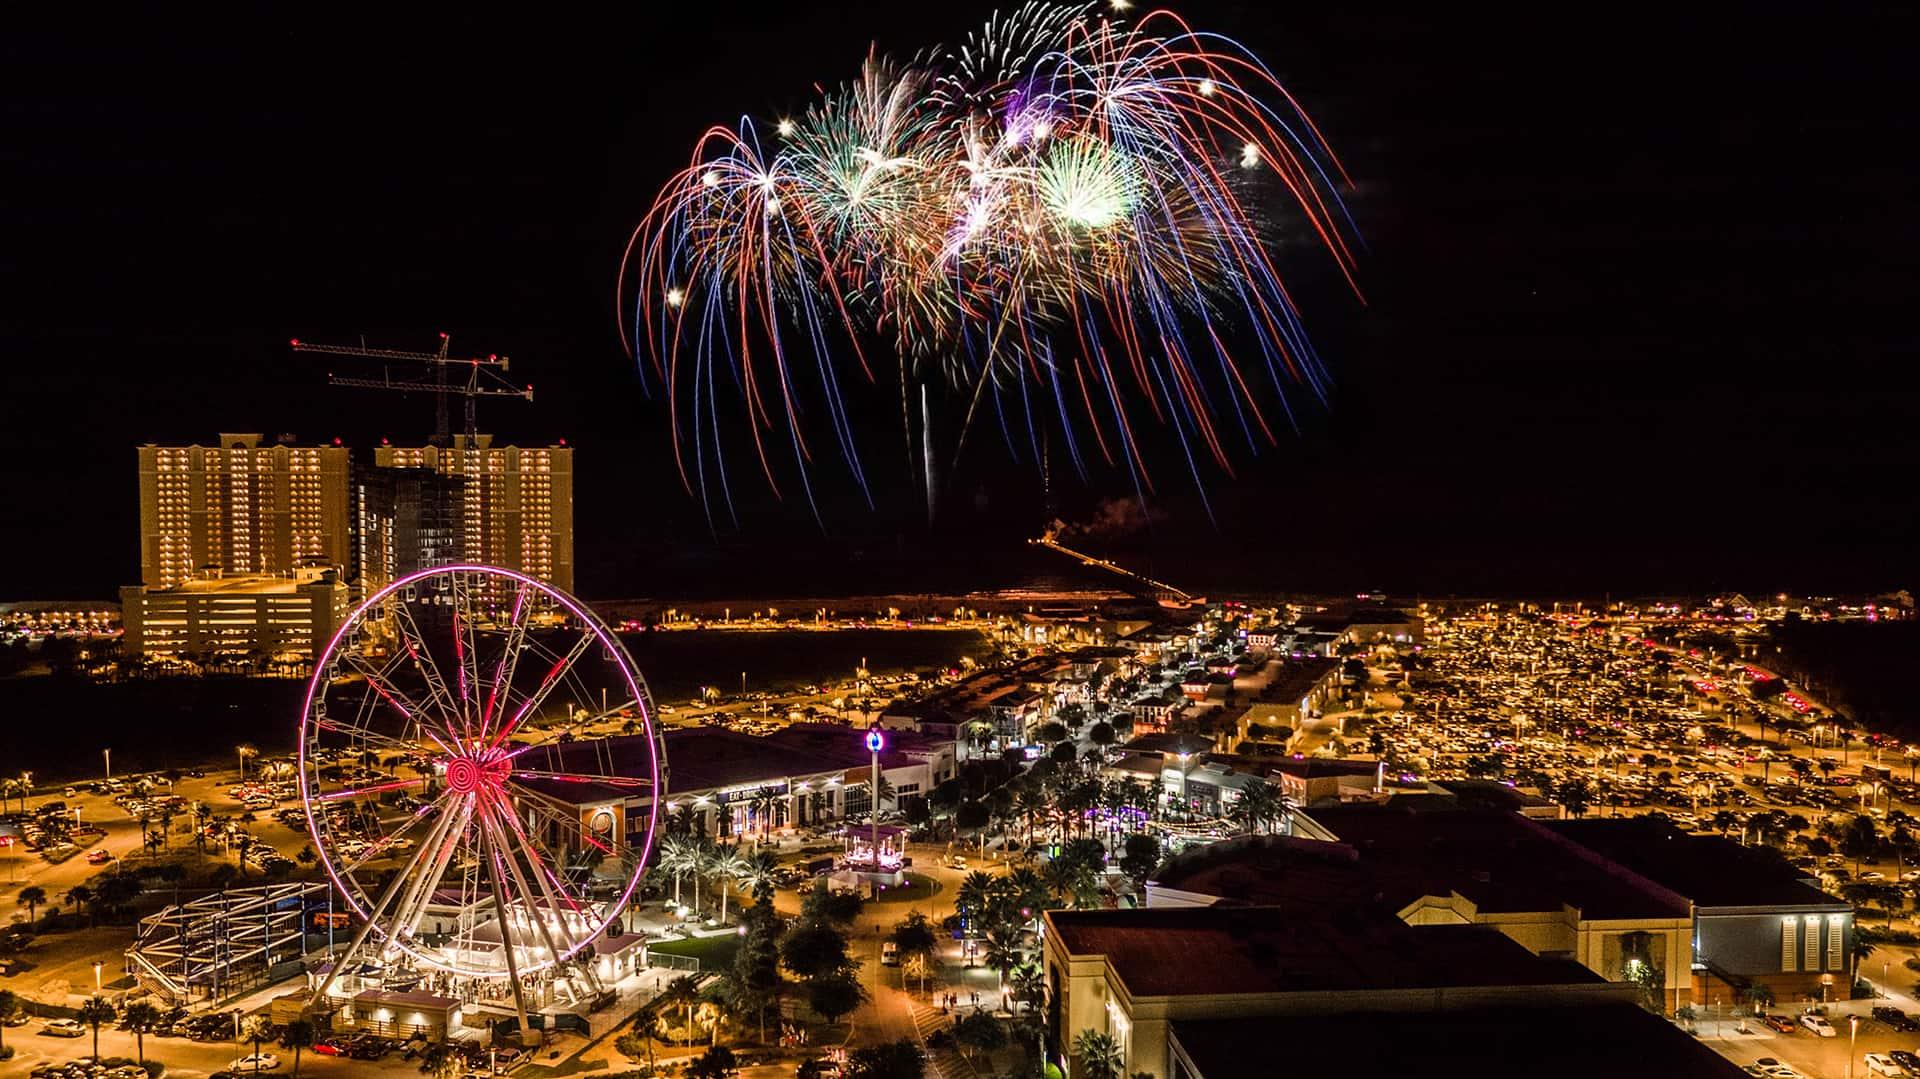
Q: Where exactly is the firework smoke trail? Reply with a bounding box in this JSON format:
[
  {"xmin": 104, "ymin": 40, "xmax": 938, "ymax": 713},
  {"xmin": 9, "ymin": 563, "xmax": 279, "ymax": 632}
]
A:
[{"xmin": 619, "ymin": 1, "xmax": 1361, "ymax": 525}]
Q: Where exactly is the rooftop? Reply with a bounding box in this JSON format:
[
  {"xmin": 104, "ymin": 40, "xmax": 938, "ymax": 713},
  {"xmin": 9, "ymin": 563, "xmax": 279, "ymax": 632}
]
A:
[
  {"xmin": 1297, "ymin": 606, "xmax": 1420, "ymax": 630},
  {"xmin": 510, "ymin": 725, "xmax": 929, "ymax": 805},
  {"xmin": 1262, "ymin": 657, "xmax": 1340, "ymax": 702},
  {"xmin": 1548, "ymin": 817, "xmax": 1847, "ymax": 909},
  {"xmin": 1170, "ymin": 1005, "xmax": 1746, "ymax": 1079},
  {"xmin": 1045, "ymin": 906, "xmax": 1601, "ymax": 998},
  {"xmin": 1285, "ymin": 804, "xmax": 1693, "ymax": 920}
]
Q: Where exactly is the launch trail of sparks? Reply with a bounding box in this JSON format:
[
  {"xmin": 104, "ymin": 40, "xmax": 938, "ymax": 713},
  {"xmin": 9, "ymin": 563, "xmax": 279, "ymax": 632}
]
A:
[{"xmin": 619, "ymin": 2, "xmax": 1362, "ymax": 528}]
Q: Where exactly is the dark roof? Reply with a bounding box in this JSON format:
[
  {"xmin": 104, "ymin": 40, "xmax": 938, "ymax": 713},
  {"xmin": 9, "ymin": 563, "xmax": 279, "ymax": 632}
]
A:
[
  {"xmin": 1151, "ymin": 835, "xmax": 1387, "ymax": 912},
  {"xmin": 1293, "ymin": 804, "xmax": 1692, "ymax": 920},
  {"xmin": 1297, "ymin": 606, "xmax": 1420, "ymax": 630},
  {"xmin": 1269, "ymin": 758, "xmax": 1379, "ymax": 781},
  {"xmin": 1261, "ymin": 658, "xmax": 1339, "ymax": 702},
  {"xmin": 1432, "ymin": 778, "xmax": 1558, "ymax": 810},
  {"xmin": 511, "ymin": 726, "xmax": 920, "ymax": 805},
  {"xmin": 1548, "ymin": 818, "xmax": 1847, "ymax": 909},
  {"xmin": 1044, "ymin": 906, "xmax": 1601, "ymax": 998},
  {"xmin": 1120, "ymin": 732, "xmax": 1213, "ymax": 757},
  {"xmin": 1170, "ymin": 1005, "xmax": 1748, "ymax": 1079}
]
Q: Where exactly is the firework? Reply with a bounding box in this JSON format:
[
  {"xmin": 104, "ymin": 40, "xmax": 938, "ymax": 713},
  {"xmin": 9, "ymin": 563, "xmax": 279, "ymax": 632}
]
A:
[{"xmin": 619, "ymin": 2, "xmax": 1360, "ymax": 525}]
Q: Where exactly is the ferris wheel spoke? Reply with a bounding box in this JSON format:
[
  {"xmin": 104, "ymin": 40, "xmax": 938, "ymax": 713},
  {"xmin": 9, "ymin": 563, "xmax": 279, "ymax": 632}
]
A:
[
  {"xmin": 391, "ymin": 598, "xmax": 462, "ymax": 732},
  {"xmin": 512, "ymin": 788, "xmax": 625, "ymax": 858},
  {"xmin": 336, "ymin": 798, "xmax": 461, "ymax": 945},
  {"xmin": 493, "ymin": 791, "xmax": 594, "ymax": 917},
  {"xmin": 449, "ymin": 573, "xmax": 489, "ymax": 741},
  {"xmin": 310, "ymin": 775, "xmax": 428, "ymax": 803},
  {"xmin": 312, "ymin": 716, "xmax": 432, "ymax": 758},
  {"xmin": 340, "ymin": 652, "xmax": 444, "ymax": 740},
  {"xmin": 489, "ymin": 631, "xmax": 596, "ymax": 749},
  {"xmin": 388, "ymin": 797, "xmax": 473, "ymax": 949},
  {"xmin": 477, "ymin": 581, "xmax": 536, "ymax": 744},
  {"xmin": 336, "ymin": 798, "xmax": 443, "ymax": 877},
  {"xmin": 508, "ymin": 770, "xmax": 652, "ymax": 788},
  {"xmin": 478, "ymin": 804, "xmax": 579, "ymax": 964}
]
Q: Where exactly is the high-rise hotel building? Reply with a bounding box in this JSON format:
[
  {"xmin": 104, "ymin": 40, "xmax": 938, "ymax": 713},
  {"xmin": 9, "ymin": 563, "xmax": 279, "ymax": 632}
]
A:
[
  {"xmin": 137, "ymin": 433, "xmax": 351, "ymax": 588},
  {"xmin": 373, "ymin": 435, "xmax": 574, "ymax": 593},
  {"xmin": 126, "ymin": 433, "xmax": 351, "ymax": 659}
]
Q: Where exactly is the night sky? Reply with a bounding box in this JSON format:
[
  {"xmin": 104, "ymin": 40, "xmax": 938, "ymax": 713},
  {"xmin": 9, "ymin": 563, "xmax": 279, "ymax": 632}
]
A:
[{"xmin": 4, "ymin": 4, "xmax": 1915, "ymax": 600}]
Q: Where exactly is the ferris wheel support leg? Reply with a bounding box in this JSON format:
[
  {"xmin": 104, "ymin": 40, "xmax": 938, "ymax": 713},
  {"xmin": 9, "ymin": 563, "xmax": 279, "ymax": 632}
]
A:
[
  {"xmin": 310, "ymin": 819, "xmax": 447, "ymax": 1016},
  {"xmin": 481, "ymin": 811, "xmax": 596, "ymax": 1000},
  {"xmin": 482, "ymin": 828, "xmax": 533, "ymax": 1037},
  {"xmin": 388, "ymin": 801, "xmax": 472, "ymax": 947}
]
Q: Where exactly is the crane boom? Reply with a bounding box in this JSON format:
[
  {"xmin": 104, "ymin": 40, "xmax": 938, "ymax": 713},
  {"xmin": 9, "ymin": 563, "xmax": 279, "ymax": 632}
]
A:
[{"xmin": 291, "ymin": 333, "xmax": 532, "ymax": 444}]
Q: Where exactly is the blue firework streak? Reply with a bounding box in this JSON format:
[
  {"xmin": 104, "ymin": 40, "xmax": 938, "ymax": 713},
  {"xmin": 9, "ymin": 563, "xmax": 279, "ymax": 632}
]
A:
[{"xmin": 618, "ymin": 2, "xmax": 1361, "ymax": 526}]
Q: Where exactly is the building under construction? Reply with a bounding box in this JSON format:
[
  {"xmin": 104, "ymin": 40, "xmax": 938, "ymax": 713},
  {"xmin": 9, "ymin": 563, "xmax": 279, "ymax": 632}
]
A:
[{"xmin": 126, "ymin": 883, "xmax": 333, "ymax": 1008}]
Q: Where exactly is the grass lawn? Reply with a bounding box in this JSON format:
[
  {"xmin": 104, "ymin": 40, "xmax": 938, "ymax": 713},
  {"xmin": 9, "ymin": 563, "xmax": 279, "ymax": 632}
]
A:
[
  {"xmin": 646, "ymin": 932, "xmax": 743, "ymax": 971},
  {"xmin": 871, "ymin": 871, "xmax": 941, "ymax": 903}
]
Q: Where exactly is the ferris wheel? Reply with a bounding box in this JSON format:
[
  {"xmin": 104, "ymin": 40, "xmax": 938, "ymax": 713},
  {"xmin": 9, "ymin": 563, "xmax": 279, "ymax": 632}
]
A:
[{"xmin": 297, "ymin": 564, "xmax": 663, "ymax": 1023}]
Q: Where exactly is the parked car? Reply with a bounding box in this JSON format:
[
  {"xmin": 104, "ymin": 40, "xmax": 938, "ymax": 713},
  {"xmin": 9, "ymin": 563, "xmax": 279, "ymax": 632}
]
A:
[
  {"xmin": 39, "ymin": 1018, "xmax": 86, "ymax": 1037},
  {"xmin": 1890, "ymin": 1050, "xmax": 1920, "ymax": 1073},
  {"xmin": 1864, "ymin": 1053, "xmax": 1904, "ymax": 1077},
  {"xmin": 1761, "ymin": 1014, "xmax": 1797, "ymax": 1033},
  {"xmin": 1875, "ymin": 1006, "xmax": 1920, "ymax": 1032},
  {"xmin": 1752, "ymin": 1059, "xmax": 1801, "ymax": 1079},
  {"xmin": 1799, "ymin": 1013, "xmax": 1837, "ymax": 1037},
  {"xmin": 228, "ymin": 1053, "xmax": 282, "ymax": 1071}
]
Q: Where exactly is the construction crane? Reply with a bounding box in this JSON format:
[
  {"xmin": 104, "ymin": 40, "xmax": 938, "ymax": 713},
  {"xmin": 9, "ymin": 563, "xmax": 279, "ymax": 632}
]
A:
[{"xmin": 290, "ymin": 333, "xmax": 533, "ymax": 444}]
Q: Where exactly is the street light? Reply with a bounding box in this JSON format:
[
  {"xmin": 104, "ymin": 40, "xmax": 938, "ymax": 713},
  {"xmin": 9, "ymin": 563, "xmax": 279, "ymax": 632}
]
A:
[
  {"xmin": 102, "ymin": 748, "xmax": 110, "ymax": 781},
  {"xmin": 1849, "ymin": 1013, "xmax": 1859, "ymax": 1079},
  {"xmin": 867, "ymin": 727, "xmax": 885, "ymax": 897},
  {"xmin": 93, "ymin": 960, "xmax": 103, "ymax": 990},
  {"xmin": 237, "ymin": 744, "xmax": 256, "ymax": 782}
]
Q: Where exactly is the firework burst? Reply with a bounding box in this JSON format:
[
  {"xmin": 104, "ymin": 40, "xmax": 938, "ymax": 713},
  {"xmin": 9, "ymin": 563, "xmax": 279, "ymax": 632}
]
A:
[{"xmin": 620, "ymin": 2, "xmax": 1361, "ymax": 526}]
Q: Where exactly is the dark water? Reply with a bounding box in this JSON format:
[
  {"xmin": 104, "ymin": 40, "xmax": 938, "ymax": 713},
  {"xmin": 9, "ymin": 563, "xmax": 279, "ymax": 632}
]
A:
[
  {"xmin": 0, "ymin": 628, "xmax": 989, "ymax": 783},
  {"xmin": 1768, "ymin": 621, "xmax": 1918, "ymax": 736}
]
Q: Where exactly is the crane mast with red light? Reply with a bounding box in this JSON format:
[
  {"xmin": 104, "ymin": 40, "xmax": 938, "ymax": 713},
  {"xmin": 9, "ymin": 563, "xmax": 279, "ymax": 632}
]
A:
[{"xmin": 290, "ymin": 333, "xmax": 533, "ymax": 444}]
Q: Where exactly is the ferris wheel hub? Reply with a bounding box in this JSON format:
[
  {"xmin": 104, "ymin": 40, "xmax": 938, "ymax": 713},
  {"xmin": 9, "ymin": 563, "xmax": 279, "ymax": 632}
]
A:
[{"xmin": 443, "ymin": 753, "xmax": 508, "ymax": 796}]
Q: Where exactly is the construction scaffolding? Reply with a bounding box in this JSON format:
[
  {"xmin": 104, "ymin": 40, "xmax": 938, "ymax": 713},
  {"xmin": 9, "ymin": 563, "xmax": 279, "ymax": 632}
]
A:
[{"xmin": 127, "ymin": 883, "xmax": 330, "ymax": 1008}]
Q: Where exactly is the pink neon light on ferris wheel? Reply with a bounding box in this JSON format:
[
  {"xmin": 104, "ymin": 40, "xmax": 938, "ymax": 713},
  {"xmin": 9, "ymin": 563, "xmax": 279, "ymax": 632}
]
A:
[{"xmin": 296, "ymin": 563, "xmax": 664, "ymax": 981}]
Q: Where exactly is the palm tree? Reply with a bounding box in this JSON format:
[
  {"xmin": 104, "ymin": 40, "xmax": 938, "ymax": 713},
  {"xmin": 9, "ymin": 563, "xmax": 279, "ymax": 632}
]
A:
[
  {"xmin": 659, "ymin": 835, "xmax": 696, "ymax": 908},
  {"xmin": 78, "ymin": 995, "xmax": 115, "ymax": 1062},
  {"xmin": 1711, "ymin": 810, "xmax": 1742, "ymax": 837},
  {"xmin": 1844, "ymin": 814, "xmax": 1882, "ymax": 877},
  {"xmin": 123, "ymin": 1001, "xmax": 160, "ymax": 1065},
  {"xmin": 280, "ymin": 1017, "xmax": 316, "ymax": 1076},
  {"xmin": 628, "ymin": 999, "xmax": 661, "ymax": 1070},
  {"xmin": 749, "ymin": 790, "xmax": 782, "ymax": 842},
  {"xmin": 65, "ymin": 885, "xmax": 96, "ymax": 927},
  {"xmin": 0, "ymin": 989, "xmax": 18, "ymax": 1055},
  {"xmin": 16, "ymin": 886, "xmax": 46, "ymax": 924},
  {"xmin": 956, "ymin": 871, "xmax": 998, "ymax": 932},
  {"xmin": 983, "ymin": 925, "xmax": 1024, "ymax": 1011},
  {"xmin": 661, "ymin": 974, "xmax": 704, "ymax": 1042},
  {"xmin": 191, "ymin": 801, "xmax": 211, "ymax": 853},
  {"xmin": 1073, "ymin": 1029, "xmax": 1125, "ymax": 1079},
  {"xmin": 1011, "ymin": 963, "xmax": 1045, "ymax": 1015},
  {"xmin": 241, "ymin": 1015, "xmax": 273, "ymax": 1074},
  {"xmin": 1233, "ymin": 780, "xmax": 1281, "ymax": 836},
  {"xmin": 709, "ymin": 846, "xmax": 749, "ymax": 924},
  {"xmin": 737, "ymin": 851, "xmax": 779, "ymax": 905}
]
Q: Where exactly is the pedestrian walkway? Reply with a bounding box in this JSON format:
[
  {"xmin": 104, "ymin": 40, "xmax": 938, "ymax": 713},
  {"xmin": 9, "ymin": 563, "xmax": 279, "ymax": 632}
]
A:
[{"xmin": 905, "ymin": 997, "xmax": 966, "ymax": 1079}]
